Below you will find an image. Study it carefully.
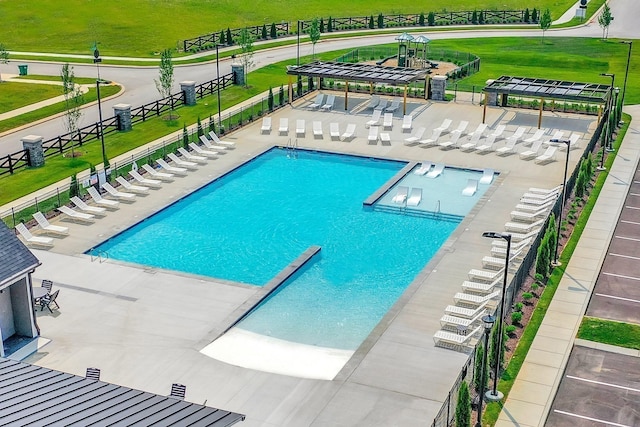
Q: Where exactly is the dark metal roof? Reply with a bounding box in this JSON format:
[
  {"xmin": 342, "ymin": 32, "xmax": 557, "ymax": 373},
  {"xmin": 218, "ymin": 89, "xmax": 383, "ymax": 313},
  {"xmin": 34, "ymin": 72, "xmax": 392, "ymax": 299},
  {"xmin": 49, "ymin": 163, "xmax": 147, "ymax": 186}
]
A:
[
  {"xmin": 0, "ymin": 222, "xmax": 40, "ymax": 287},
  {"xmin": 0, "ymin": 358, "xmax": 245, "ymax": 427},
  {"xmin": 287, "ymin": 61, "xmax": 429, "ymax": 85},
  {"xmin": 484, "ymin": 76, "xmax": 610, "ymax": 103}
]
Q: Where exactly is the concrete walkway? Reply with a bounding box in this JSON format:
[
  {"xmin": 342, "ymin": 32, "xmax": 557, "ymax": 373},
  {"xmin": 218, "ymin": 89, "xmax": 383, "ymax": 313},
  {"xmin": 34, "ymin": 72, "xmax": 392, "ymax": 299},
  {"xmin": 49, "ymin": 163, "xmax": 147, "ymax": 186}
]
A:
[{"xmin": 495, "ymin": 105, "xmax": 640, "ymax": 427}]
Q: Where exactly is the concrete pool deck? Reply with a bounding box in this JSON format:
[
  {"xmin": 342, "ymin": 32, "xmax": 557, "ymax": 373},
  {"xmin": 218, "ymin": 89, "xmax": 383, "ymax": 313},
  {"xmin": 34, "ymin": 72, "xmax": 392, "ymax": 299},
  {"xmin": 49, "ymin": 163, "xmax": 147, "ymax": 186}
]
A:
[{"xmin": 21, "ymin": 93, "xmax": 597, "ymax": 426}]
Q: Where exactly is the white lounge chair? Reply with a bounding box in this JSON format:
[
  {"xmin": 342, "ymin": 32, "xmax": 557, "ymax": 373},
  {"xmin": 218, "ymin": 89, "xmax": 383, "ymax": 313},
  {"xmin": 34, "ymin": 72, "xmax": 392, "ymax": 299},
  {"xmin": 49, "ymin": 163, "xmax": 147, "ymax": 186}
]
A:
[
  {"xmin": 401, "ymin": 115, "xmax": 412, "ymax": 131},
  {"xmin": 374, "ymin": 99, "xmax": 388, "ymax": 111},
  {"xmin": 178, "ymin": 147, "xmax": 208, "ymax": 164},
  {"xmin": 140, "ymin": 164, "xmax": 174, "ymax": 182},
  {"xmin": 278, "ymin": 118, "xmax": 289, "ymax": 135},
  {"xmin": 189, "ymin": 142, "xmax": 218, "ymax": 158},
  {"xmin": 488, "ymin": 124, "xmax": 506, "ymax": 140},
  {"xmin": 479, "ymin": 169, "xmax": 494, "ymax": 185},
  {"xmin": 505, "ymin": 126, "xmax": 527, "ymax": 145},
  {"xmin": 392, "ymin": 186, "xmax": 409, "ymax": 204},
  {"xmin": 523, "ymin": 129, "xmax": 546, "ymax": 146},
  {"xmin": 366, "ymin": 110, "xmax": 382, "ymax": 128},
  {"xmin": 549, "ymin": 130, "xmax": 565, "ymax": 142},
  {"xmin": 157, "ymin": 158, "xmax": 189, "ymax": 175},
  {"xmin": 459, "ymin": 134, "xmax": 481, "ymax": 151},
  {"xmin": 130, "ymin": 170, "xmax": 163, "ymax": 188},
  {"xmin": 414, "ymin": 162, "xmax": 432, "ymax": 176},
  {"xmin": 366, "ymin": 95, "xmax": 380, "ymax": 110},
  {"xmin": 445, "ymin": 301, "xmax": 489, "ymax": 318},
  {"xmin": 70, "ymin": 196, "xmax": 107, "ymax": 216},
  {"xmin": 321, "ymin": 94, "xmax": 335, "ymax": 111},
  {"xmin": 495, "ymin": 138, "xmax": 518, "ymax": 156},
  {"xmin": 510, "ymin": 208, "xmax": 551, "ymax": 222},
  {"xmin": 341, "ymin": 124, "xmax": 356, "ymax": 141},
  {"xmin": 462, "ymin": 277, "xmax": 502, "ymax": 294},
  {"xmin": 313, "ymin": 121, "xmax": 323, "ymax": 138},
  {"xmin": 379, "ymin": 132, "xmax": 391, "ymax": 145},
  {"xmin": 116, "ymin": 176, "xmax": 149, "ymax": 194},
  {"xmin": 426, "ymin": 163, "xmax": 444, "ymax": 179},
  {"xmin": 15, "ymin": 223, "xmax": 54, "ymax": 248},
  {"xmin": 386, "ymin": 98, "xmax": 401, "ymax": 113},
  {"xmin": 102, "ymin": 182, "xmax": 136, "ymax": 201},
  {"xmin": 32, "ymin": 212, "xmax": 69, "ymax": 236},
  {"xmin": 367, "ymin": 126, "xmax": 379, "ymax": 144},
  {"xmin": 504, "ymin": 218, "xmax": 545, "ymax": 233},
  {"xmin": 534, "ymin": 146, "xmax": 557, "ymax": 164},
  {"xmin": 434, "ymin": 119, "xmax": 452, "ymax": 134},
  {"xmin": 329, "ymin": 123, "xmax": 340, "ymax": 140},
  {"xmin": 296, "ymin": 119, "xmax": 305, "ymax": 137},
  {"xmin": 167, "ymin": 153, "xmax": 198, "ymax": 170},
  {"xmin": 528, "ymin": 186, "xmax": 562, "ymax": 195},
  {"xmin": 515, "ymin": 201, "xmax": 554, "ymax": 212},
  {"xmin": 200, "ymin": 135, "xmax": 228, "ymax": 152},
  {"xmin": 438, "ymin": 132, "xmax": 461, "ymax": 150},
  {"xmin": 87, "ymin": 187, "xmax": 120, "ymax": 210},
  {"xmin": 466, "ymin": 123, "xmax": 487, "ymax": 141},
  {"xmin": 468, "ymin": 268, "xmax": 505, "ymax": 282},
  {"xmin": 440, "ymin": 309, "xmax": 486, "ymax": 329},
  {"xmin": 58, "ymin": 205, "xmax": 96, "ymax": 223},
  {"xmin": 406, "ymin": 188, "xmax": 422, "ymax": 206},
  {"xmin": 450, "ymin": 120, "xmax": 469, "ymax": 137},
  {"xmin": 519, "ymin": 139, "xmax": 544, "ymax": 160},
  {"xmin": 208, "ymin": 131, "xmax": 235, "ymax": 148},
  {"xmin": 491, "ymin": 238, "xmax": 532, "ymax": 257},
  {"xmin": 462, "ymin": 179, "xmax": 478, "ymax": 196},
  {"xmin": 261, "ymin": 117, "xmax": 272, "ymax": 133},
  {"xmin": 475, "ymin": 135, "xmax": 497, "ymax": 153},
  {"xmin": 454, "ymin": 291, "xmax": 500, "ymax": 305},
  {"xmin": 505, "ymin": 229, "xmax": 541, "ymax": 243},
  {"xmin": 383, "ymin": 113, "xmax": 393, "ymax": 129},
  {"xmin": 419, "ymin": 129, "xmax": 443, "ymax": 147},
  {"xmin": 404, "ymin": 127, "xmax": 426, "ymax": 145},
  {"xmin": 308, "ymin": 93, "xmax": 324, "ymax": 109},
  {"xmin": 433, "ymin": 325, "xmax": 482, "ymax": 349},
  {"xmin": 522, "ymin": 190, "xmax": 560, "ymax": 201}
]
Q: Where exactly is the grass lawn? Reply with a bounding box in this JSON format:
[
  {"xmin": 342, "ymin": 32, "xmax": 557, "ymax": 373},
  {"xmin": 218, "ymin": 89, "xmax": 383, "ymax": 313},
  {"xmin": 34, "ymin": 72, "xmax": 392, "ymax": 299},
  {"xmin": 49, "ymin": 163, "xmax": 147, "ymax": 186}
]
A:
[
  {"xmin": 578, "ymin": 317, "xmax": 640, "ymax": 350},
  {"xmin": 0, "ymin": 1, "xmax": 575, "ymax": 57},
  {"xmin": 0, "ymin": 82, "xmax": 63, "ymax": 114}
]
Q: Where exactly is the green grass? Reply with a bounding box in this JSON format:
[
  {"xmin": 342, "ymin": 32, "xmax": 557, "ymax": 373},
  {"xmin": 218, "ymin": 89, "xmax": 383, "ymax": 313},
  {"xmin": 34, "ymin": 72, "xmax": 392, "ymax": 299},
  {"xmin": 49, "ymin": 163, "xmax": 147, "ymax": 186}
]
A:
[
  {"xmin": 14, "ymin": 74, "xmax": 101, "ymax": 84},
  {"xmin": 0, "ymin": 1, "xmax": 576, "ymax": 57},
  {"xmin": 0, "ymin": 81, "xmax": 63, "ymax": 114},
  {"xmin": 578, "ymin": 317, "xmax": 640, "ymax": 350},
  {"xmin": 483, "ymin": 114, "xmax": 631, "ymax": 425}
]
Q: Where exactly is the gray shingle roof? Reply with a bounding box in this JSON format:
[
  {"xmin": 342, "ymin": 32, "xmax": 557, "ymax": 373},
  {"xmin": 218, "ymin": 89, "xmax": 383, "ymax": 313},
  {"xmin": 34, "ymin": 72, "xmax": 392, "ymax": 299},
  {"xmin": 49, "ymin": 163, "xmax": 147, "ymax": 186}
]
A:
[
  {"xmin": 0, "ymin": 358, "xmax": 245, "ymax": 426},
  {"xmin": 0, "ymin": 222, "xmax": 40, "ymax": 287}
]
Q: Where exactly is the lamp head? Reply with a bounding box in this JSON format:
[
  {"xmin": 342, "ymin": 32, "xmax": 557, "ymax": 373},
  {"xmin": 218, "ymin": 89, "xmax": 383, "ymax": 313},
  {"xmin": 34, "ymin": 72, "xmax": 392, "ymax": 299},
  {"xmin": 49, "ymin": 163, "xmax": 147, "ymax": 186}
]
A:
[
  {"xmin": 482, "ymin": 231, "xmax": 512, "ymax": 242},
  {"xmin": 482, "ymin": 314, "xmax": 495, "ymax": 330}
]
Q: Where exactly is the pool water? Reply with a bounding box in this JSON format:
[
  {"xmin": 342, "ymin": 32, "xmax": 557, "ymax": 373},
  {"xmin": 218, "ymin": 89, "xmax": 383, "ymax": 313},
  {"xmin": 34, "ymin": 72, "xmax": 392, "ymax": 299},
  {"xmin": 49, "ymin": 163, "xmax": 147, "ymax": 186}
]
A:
[{"xmin": 95, "ymin": 149, "xmax": 481, "ymax": 349}]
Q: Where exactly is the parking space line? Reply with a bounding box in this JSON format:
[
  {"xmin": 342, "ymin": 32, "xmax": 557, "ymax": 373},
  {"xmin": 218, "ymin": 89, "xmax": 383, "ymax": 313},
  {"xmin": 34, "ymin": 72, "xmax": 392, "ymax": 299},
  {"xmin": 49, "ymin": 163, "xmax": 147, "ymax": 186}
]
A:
[
  {"xmin": 621, "ymin": 220, "xmax": 640, "ymax": 226},
  {"xmin": 614, "ymin": 235, "xmax": 640, "ymax": 242},
  {"xmin": 595, "ymin": 293, "xmax": 640, "ymax": 305},
  {"xmin": 610, "ymin": 253, "xmax": 640, "ymax": 261},
  {"xmin": 566, "ymin": 375, "xmax": 640, "ymax": 393},
  {"xmin": 625, "ymin": 206, "xmax": 640, "ymax": 210},
  {"xmin": 630, "ymin": 193, "xmax": 640, "ymax": 197},
  {"xmin": 602, "ymin": 272, "xmax": 640, "ymax": 281},
  {"xmin": 553, "ymin": 410, "xmax": 631, "ymax": 427}
]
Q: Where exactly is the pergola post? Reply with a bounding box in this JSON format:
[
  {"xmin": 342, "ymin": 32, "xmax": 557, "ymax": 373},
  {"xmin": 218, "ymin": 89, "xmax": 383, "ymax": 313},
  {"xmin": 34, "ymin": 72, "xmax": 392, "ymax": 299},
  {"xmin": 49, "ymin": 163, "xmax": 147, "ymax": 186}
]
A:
[
  {"xmin": 597, "ymin": 105, "xmax": 602, "ymax": 124},
  {"xmin": 288, "ymin": 76, "xmax": 293, "ymax": 104},
  {"xmin": 344, "ymin": 80, "xmax": 349, "ymax": 111},
  {"xmin": 424, "ymin": 78, "xmax": 428, "ymax": 100},
  {"xmin": 538, "ymin": 97, "xmax": 544, "ymax": 129},
  {"xmin": 370, "ymin": 82, "xmax": 374, "ymax": 94},
  {"xmin": 482, "ymin": 93, "xmax": 488, "ymax": 124},
  {"xmin": 403, "ymin": 85, "xmax": 408, "ymax": 115}
]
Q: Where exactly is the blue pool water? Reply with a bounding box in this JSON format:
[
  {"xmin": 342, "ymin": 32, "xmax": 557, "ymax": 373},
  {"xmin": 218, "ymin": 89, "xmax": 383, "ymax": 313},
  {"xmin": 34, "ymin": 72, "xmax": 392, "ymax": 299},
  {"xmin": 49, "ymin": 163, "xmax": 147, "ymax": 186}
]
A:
[{"xmin": 95, "ymin": 149, "xmax": 481, "ymax": 349}]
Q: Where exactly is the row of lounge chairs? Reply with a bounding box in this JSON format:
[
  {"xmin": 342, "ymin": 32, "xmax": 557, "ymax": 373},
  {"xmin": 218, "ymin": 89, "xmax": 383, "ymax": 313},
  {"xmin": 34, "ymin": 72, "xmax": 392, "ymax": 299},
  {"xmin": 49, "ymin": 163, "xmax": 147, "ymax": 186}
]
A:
[
  {"xmin": 391, "ymin": 186, "xmax": 422, "ymax": 206},
  {"xmin": 364, "ymin": 110, "xmax": 413, "ymax": 131},
  {"xmin": 433, "ymin": 185, "xmax": 560, "ymax": 350},
  {"xmin": 263, "ymin": 118, "xmax": 358, "ymax": 141}
]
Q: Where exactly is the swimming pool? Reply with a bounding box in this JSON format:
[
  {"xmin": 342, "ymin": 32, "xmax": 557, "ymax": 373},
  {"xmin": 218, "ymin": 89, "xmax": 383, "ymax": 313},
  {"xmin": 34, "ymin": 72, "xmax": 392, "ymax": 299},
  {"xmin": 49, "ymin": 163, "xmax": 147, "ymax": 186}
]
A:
[{"xmin": 95, "ymin": 149, "xmax": 486, "ymax": 350}]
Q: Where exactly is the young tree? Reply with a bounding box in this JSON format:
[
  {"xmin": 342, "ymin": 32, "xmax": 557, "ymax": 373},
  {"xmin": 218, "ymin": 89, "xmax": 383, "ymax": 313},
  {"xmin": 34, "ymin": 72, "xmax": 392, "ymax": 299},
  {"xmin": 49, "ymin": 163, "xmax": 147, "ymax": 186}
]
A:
[
  {"xmin": 154, "ymin": 49, "xmax": 175, "ymax": 118},
  {"xmin": 540, "ymin": 8, "xmax": 552, "ymax": 41},
  {"xmin": 532, "ymin": 8, "xmax": 539, "ymax": 23},
  {"xmin": 60, "ymin": 63, "xmax": 84, "ymax": 158},
  {"xmin": 455, "ymin": 381, "xmax": 471, "ymax": 427},
  {"xmin": 377, "ymin": 13, "xmax": 384, "ymax": 29},
  {"xmin": 268, "ymin": 87, "xmax": 274, "ymax": 111},
  {"xmin": 479, "ymin": 11, "xmax": 484, "ymax": 24},
  {"xmin": 309, "ymin": 17, "xmax": 321, "ymax": 59},
  {"xmin": 524, "ymin": 8, "xmax": 530, "ymax": 23},
  {"xmin": 598, "ymin": 3, "xmax": 613, "ymax": 40},
  {"xmin": 219, "ymin": 30, "xmax": 226, "ymax": 45},
  {"xmin": 197, "ymin": 116, "xmax": 204, "ymax": 137},
  {"xmin": 428, "ymin": 12, "xmax": 435, "ymax": 26},
  {"xmin": 270, "ymin": 23, "xmax": 277, "ymax": 39},
  {"xmin": 226, "ymin": 28, "xmax": 233, "ymax": 45},
  {"xmin": 369, "ymin": 15, "xmax": 374, "ymax": 29},
  {"xmin": 0, "ymin": 44, "xmax": 9, "ymax": 82},
  {"xmin": 419, "ymin": 13, "xmax": 425, "ymax": 26},
  {"xmin": 238, "ymin": 28, "xmax": 255, "ymax": 87},
  {"xmin": 319, "ymin": 18, "xmax": 324, "ymax": 33},
  {"xmin": 279, "ymin": 85, "xmax": 285, "ymax": 106},
  {"xmin": 327, "ymin": 16, "xmax": 333, "ymax": 32},
  {"xmin": 473, "ymin": 343, "xmax": 488, "ymax": 393},
  {"xmin": 472, "ymin": 10, "xmax": 478, "ymax": 25},
  {"xmin": 182, "ymin": 124, "xmax": 189, "ymax": 148},
  {"xmin": 261, "ymin": 24, "xmax": 268, "ymax": 40}
]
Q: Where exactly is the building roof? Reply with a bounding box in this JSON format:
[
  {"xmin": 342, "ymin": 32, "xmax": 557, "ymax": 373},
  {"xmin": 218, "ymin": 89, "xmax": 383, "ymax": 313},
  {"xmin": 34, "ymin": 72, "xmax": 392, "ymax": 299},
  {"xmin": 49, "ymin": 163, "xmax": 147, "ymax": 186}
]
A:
[
  {"xmin": 0, "ymin": 222, "xmax": 40, "ymax": 287},
  {"xmin": 484, "ymin": 76, "xmax": 611, "ymax": 103},
  {"xmin": 286, "ymin": 61, "xmax": 429, "ymax": 85},
  {"xmin": 0, "ymin": 358, "xmax": 245, "ymax": 426}
]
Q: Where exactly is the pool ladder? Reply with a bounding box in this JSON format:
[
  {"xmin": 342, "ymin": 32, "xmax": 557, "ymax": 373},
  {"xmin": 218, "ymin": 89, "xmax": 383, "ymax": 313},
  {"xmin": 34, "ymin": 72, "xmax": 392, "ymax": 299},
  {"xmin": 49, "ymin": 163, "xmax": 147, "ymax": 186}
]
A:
[
  {"xmin": 286, "ymin": 138, "xmax": 298, "ymax": 158},
  {"xmin": 435, "ymin": 200, "xmax": 441, "ymax": 218},
  {"xmin": 89, "ymin": 249, "xmax": 109, "ymax": 263}
]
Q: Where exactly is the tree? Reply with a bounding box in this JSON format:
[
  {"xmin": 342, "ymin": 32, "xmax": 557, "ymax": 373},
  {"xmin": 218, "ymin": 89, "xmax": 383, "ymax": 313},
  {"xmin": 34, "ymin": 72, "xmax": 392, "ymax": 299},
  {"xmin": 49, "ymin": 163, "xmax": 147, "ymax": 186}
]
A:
[
  {"xmin": 208, "ymin": 114, "xmax": 215, "ymax": 133},
  {"xmin": 327, "ymin": 16, "xmax": 333, "ymax": 32},
  {"xmin": 473, "ymin": 344, "xmax": 488, "ymax": 393},
  {"xmin": 489, "ymin": 321, "xmax": 506, "ymax": 371},
  {"xmin": 69, "ymin": 174, "xmax": 79, "ymax": 198},
  {"xmin": 455, "ymin": 381, "xmax": 471, "ymax": 427},
  {"xmin": 419, "ymin": 13, "xmax": 425, "ymax": 26},
  {"xmin": 268, "ymin": 87, "xmax": 274, "ymax": 111},
  {"xmin": 182, "ymin": 124, "xmax": 189, "ymax": 148},
  {"xmin": 197, "ymin": 116, "xmax": 204, "ymax": 137},
  {"xmin": 226, "ymin": 28, "xmax": 233, "ymax": 45},
  {"xmin": 238, "ymin": 28, "xmax": 255, "ymax": 87},
  {"xmin": 532, "ymin": 8, "xmax": 539, "ymax": 23},
  {"xmin": 377, "ymin": 13, "xmax": 384, "ymax": 29},
  {"xmin": 270, "ymin": 23, "xmax": 277, "ymax": 39},
  {"xmin": 309, "ymin": 17, "xmax": 321, "ymax": 59},
  {"xmin": 536, "ymin": 234, "xmax": 550, "ymax": 278},
  {"xmin": 428, "ymin": 12, "xmax": 435, "ymax": 26},
  {"xmin": 261, "ymin": 24, "xmax": 268, "ymax": 40},
  {"xmin": 540, "ymin": 8, "xmax": 552, "ymax": 41},
  {"xmin": 319, "ymin": 18, "xmax": 324, "ymax": 33},
  {"xmin": 598, "ymin": 4, "xmax": 613, "ymax": 40},
  {"xmin": 547, "ymin": 213, "xmax": 557, "ymax": 264},
  {"xmin": 219, "ymin": 30, "xmax": 225, "ymax": 45},
  {"xmin": 154, "ymin": 49, "xmax": 175, "ymax": 118},
  {"xmin": 369, "ymin": 15, "xmax": 374, "ymax": 29},
  {"xmin": 279, "ymin": 85, "xmax": 285, "ymax": 106},
  {"xmin": 479, "ymin": 11, "xmax": 484, "ymax": 25},
  {"xmin": 60, "ymin": 63, "xmax": 84, "ymax": 158},
  {"xmin": 472, "ymin": 10, "xmax": 478, "ymax": 25},
  {"xmin": 524, "ymin": 8, "xmax": 530, "ymax": 23},
  {"xmin": 0, "ymin": 44, "xmax": 9, "ymax": 82}
]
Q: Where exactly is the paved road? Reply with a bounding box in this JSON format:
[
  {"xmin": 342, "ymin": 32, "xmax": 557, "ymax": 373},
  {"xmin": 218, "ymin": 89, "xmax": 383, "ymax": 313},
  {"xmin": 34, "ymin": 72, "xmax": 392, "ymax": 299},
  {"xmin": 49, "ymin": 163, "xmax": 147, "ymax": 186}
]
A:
[{"xmin": 1, "ymin": 0, "xmax": 637, "ymax": 156}]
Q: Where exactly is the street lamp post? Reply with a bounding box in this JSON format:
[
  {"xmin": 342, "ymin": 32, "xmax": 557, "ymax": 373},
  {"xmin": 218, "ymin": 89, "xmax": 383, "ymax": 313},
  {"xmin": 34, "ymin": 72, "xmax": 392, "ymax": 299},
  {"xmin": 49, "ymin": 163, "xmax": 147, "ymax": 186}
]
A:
[
  {"xmin": 481, "ymin": 231, "xmax": 511, "ymax": 401},
  {"xmin": 216, "ymin": 44, "xmax": 222, "ymax": 128},
  {"xmin": 609, "ymin": 87, "xmax": 620, "ymax": 151},
  {"xmin": 553, "ymin": 139, "xmax": 571, "ymax": 264},
  {"xmin": 598, "ymin": 73, "xmax": 614, "ymax": 170},
  {"xmin": 619, "ymin": 41, "xmax": 633, "ymax": 125},
  {"xmin": 93, "ymin": 48, "xmax": 108, "ymax": 171},
  {"xmin": 476, "ymin": 314, "xmax": 495, "ymax": 427}
]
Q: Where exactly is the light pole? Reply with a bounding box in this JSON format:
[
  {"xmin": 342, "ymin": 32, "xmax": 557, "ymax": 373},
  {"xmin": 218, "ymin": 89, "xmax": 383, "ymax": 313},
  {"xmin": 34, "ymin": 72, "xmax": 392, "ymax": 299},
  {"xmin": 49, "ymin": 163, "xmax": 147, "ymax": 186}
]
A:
[
  {"xmin": 476, "ymin": 314, "xmax": 495, "ymax": 427},
  {"xmin": 481, "ymin": 231, "xmax": 511, "ymax": 401},
  {"xmin": 553, "ymin": 139, "xmax": 571, "ymax": 264},
  {"xmin": 609, "ymin": 87, "xmax": 620, "ymax": 151},
  {"xmin": 93, "ymin": 47, "xmax": 108, "ymax": 172},
  {"xmin": 216, "ymin": 43, "xmax": 222, "ymax": 128},
  {"xmin": 619, "ymin": 41, "xmax": 632, "ymax": 124},
  {"xmin": 598, "ymin": 73, "xmax": 614, "ymax": 170}
]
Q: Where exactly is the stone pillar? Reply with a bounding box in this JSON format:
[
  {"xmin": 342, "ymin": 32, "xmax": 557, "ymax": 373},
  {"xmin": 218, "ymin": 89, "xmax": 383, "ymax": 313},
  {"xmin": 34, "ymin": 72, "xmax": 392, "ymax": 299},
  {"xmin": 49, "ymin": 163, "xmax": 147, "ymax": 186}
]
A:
[
  {"xmin": 22, "ymin": 135, "xmax": 44, "ymax": 167},
  {"xmin": 180, "ymin": 81, "xmax": 196, "ymax": 106},
  {"xmin": 113, "ymin": 104, "xmax": 132, "ymax": 131},
  {"xmin": 430, "ymin": 75, "xmax": 447, "ymax": 101},
  {"xmin": 231, "ymin": 62, "xmax": 245, "ymax": 86},
  {"xmin": 485, "ymin": 79, "xmax": 498, "ymax": 106}
]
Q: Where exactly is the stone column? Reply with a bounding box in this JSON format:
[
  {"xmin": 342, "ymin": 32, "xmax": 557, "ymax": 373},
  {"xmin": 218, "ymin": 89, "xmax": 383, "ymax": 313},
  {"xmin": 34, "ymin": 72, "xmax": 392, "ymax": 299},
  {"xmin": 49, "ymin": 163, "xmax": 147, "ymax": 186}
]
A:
[
  {"xmin": 113, "ymin": 104, "xmax": 132, "ymax": 131},
  {"xmin": 231, "ymin": 62, "xmax": 245, "ymax": 86},
  {"xmin": 180, "ymin": 81, "xmax": 196, "ymax": 106},
  {"xmin": 485, "ymin": 79, "xmax": 498, "ymax": 106},
  {"xmin": 21, "ymin": 135, "xmax": 44, "ymax": 167},
  {"xmin": 430, "ymin": 75, "xmax": 447, "ymax": 101}
]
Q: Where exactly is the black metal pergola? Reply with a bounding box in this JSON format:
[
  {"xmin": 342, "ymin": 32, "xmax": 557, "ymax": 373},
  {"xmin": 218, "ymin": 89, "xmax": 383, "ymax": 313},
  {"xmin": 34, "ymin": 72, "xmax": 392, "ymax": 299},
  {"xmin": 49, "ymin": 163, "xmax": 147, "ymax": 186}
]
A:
[
  {"xmin": 483, "ymin": 76, "xmax": 612, "ymax": 127},
  {"xmin": 286, "ymin": 61, "xmax": 431, "ymax": 113}
]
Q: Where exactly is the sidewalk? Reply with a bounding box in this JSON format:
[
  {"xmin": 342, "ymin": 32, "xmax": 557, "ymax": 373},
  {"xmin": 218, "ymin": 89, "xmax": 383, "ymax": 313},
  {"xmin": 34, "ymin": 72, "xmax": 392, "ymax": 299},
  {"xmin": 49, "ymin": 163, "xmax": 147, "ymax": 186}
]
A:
[{"xmin": 495, "ymin": 105, "xmax": 640, "ymax": 427}]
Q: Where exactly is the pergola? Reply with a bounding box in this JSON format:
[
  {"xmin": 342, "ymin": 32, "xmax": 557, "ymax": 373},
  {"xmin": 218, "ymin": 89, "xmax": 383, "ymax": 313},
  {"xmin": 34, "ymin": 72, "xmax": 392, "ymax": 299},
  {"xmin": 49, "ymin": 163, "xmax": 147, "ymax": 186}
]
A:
[
  {"xmin": 483, "ymin": 76, "xmax": 612, "ymax": 127},
  {"xmin": 286, "ymin": 61, "xmax": 431, "ymax": 114}
]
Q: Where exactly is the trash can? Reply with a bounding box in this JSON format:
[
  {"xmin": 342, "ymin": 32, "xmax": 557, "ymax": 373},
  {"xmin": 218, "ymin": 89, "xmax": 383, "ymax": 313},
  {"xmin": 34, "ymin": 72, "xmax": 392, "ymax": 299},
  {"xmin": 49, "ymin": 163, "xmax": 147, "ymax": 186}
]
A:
[{"xmin": 18, "ymin": 65, "xmax": 28, "ymax": 76}]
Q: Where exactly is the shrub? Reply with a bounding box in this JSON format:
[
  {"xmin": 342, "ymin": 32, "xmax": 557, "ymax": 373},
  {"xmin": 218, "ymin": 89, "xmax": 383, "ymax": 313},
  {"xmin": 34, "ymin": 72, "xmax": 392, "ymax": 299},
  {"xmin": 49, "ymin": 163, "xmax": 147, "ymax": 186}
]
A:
[
  {"xmin": 514, "ymin": 302, "xmax": 524, "ymax": 312},
  {"xmin": 226, "ymin": 28, "xmax": 233, "ymax": 45},
  {"xmin": 197, "ymin": 117, "xmax": 203, "ymax": 137},
  {"xmin": 268, "ymin": 87, "xmax": 274, "ymax": 111},
  {"xmin": 473, "ymin": 344, "xmax": 487, "ymax": 393},
  {"xmin": 511, "ymin": 311, "xmax": 523, "ymax": 324},
  {"xmin": 261, "ymin": 24, "xmax": 267, "ymax": 40},
  {"xmin": 428, "ymin": 12, "xmax": 435, "ymax": 26},
  {"xmin": 328, "ymin": 17, "xmax": 333, "ymax": 32},
  {"xmin": 270, "ymin": 23, "xmax": 277, "ymax": 39},
  {"xmin": 522, "ymin": 292, "xmax": 534, "ymax": 303},
  {"xmin": 219, "ymin": 30, "xmax": 225, "ymax": 45},
  {"xmin": 535, "ymin": 234, "xmax": 550, "ymax": 278},
  {"xmin": 524, "ymin": 8, "xmax": 530, "ymax": 23},
  {"xmin": 419, "ymin": 13, "xmax": 425, "ymax": 26},
  {"xmin": 505, "ymin": 325, "xmax": 517, "ymax": 335},
  {"xmin": 455, "ymin": 381, "xmax": 471, "ymax": 427},
  {"xmin": 279, "ymin": 85, "xmax": 285, "ymax": 106},
  {"xmin": 182, "ymin": 124, "xmax": 189, "ymax": 148},
  {"xmin": 369, "ymin": 15, "xmax": 375, "ymax": 29},
  {"xmin": 531, "ymin": 282, "xmax": 540, "ymax": 293},
  {"xmin": 69, "ymin": 174, "xmax": 79, "ymax": 198},
  {"xmin": 377, "ymin": 13, "xmax": 384, "ymax": 28}
]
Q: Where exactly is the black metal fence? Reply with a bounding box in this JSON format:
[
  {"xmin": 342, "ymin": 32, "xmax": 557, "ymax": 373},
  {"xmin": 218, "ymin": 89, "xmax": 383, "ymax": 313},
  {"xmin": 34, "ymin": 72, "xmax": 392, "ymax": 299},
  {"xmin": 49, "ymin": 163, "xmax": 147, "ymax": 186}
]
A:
[{"xmin": 182, "ymin": 9, "xmax": 538, "ymax": 53}]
